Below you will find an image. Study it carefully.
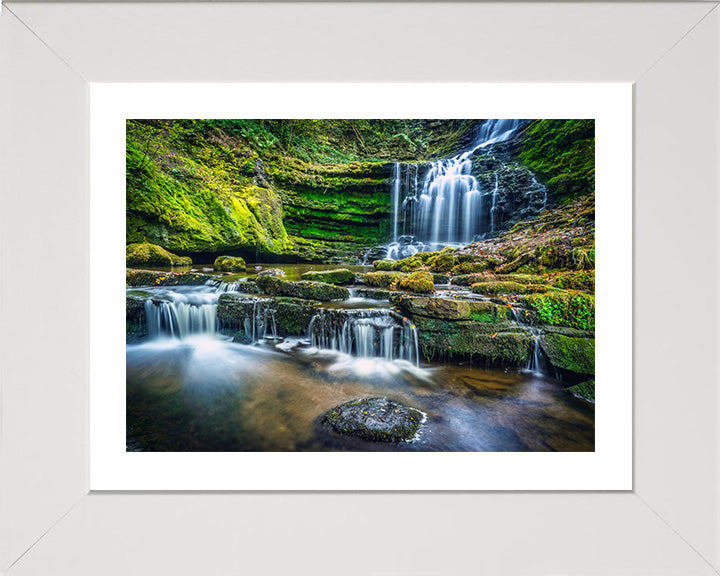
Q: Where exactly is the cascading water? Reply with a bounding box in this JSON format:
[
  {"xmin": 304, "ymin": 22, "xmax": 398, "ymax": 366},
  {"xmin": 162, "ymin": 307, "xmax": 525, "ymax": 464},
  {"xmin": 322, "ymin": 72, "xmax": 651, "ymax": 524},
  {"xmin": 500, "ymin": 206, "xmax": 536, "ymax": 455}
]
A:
[
  {"xmin": 386, "ymin": 119, "xmax": 529, "ymax": 259},
  {"xmin": 144, "ymin": 289, "xmax": 218, "ymax": 338},
  {"xmin": 309, "ymin": 309, "xmax": 419, "ymax": 366}
]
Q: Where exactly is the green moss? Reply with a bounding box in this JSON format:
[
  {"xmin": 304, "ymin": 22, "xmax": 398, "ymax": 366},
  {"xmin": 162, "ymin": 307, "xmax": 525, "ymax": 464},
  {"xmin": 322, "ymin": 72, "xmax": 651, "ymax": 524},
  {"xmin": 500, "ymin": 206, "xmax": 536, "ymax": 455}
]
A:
[
  {"xmin": 396, "ymin": 271, "xmax": 434, "ymax": 294},
  {"xmin": 214, "ymin": 255, "xmax": 246, "ymax": 272},
  {"xmin": 451, "ymin": 273, "xmax": 498, "ymax": 286},
  {"xmin": 126, "ymin": 242, "xmax": 191, "ymax": 267},
  {"xmin": 373, "ymin": 259, "xmax": 396, "ymax": 271},
  {"xmin": 552, "ymin": 270, "xmax": 595, "ymax": 292},
  {"xmin": 126, "ymin": 269, "xmax": 215, "ymax": 287},
  {"xmin": 427, "ymin": 247, "xmax": 457, "ymax": 273},
  {"xmin": 521, "ymin": 290, "xmax": 595, "ymax": 331},
  {"xmin": 567, "ymin": 380, "xmax": 595, "ymax": 402},
  {"xmin": 518, "ymin": 120, "xmax": 595, "ymax": 202},
  {"xmin": 397, "ymin": 296, "xmax": 510, "ymax": 322},
  {"xmin": 363, "ymin": 271, "xmax": 407, "ymax": 288},
  {"xmin": 540, "ymin": 334, "xmax": 595, "ymax": 378},
  {"xmin": 256, "ymin": 276, "xmax": 350, "ymax": 301},
  {"xmin": 300, "ymin": 268, "xmax": 356, "ymax": 284},
  {"xmin": 471, "ymin": 281, "xmax": 546, "ymax": 295}
]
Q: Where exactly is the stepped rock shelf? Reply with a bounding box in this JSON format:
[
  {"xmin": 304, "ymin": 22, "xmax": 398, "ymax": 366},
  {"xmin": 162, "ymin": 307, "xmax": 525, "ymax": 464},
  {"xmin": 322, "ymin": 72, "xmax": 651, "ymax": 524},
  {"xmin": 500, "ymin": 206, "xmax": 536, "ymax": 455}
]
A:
[{"xmin": 125, "ymin": 119, "xmax": 595, "ymax": 452}]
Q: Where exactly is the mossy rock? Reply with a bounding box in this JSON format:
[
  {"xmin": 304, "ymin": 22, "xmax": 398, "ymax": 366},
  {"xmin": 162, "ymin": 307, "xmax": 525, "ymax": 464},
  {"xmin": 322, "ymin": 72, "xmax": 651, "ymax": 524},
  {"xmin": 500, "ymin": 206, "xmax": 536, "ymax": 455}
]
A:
[
  {"xmin": 496, "ymin": 274, "xmax": 549, "ymax": 286},
  {"xmin": 363, "ymin": 271, "xmax": 407, "ymax": 288},
  {"xmin": 416, "ymin": 321, "xmax": 534, "ymax": 366},
  {"xmin": 256, "ymin": 276, "xmax": 349, "ymax": 301},
  {"xmin": 552, "ymin": 270, "xmax": 595, "ymax": 292},
  {"xmin": 372, "ymin": 259, "xmax": 396, "ymax": 271},
  {"xmin": 273, "ymin": 297, "xmax": 320, "ymax": 335},
  {"xmin": 427, "ymin": 247, "xmax": 457, "ymax": 273},
  {"xmin": 451, "ymin": 273, "xmax": 498, "ymax": 286},
  {"xmin": 126, "ymin": 268, "xmax": 215, "ymax": 287},
  {"xmin": 450, "ymin": 261, "xmax": 488, "ymax": 275},
  {"xmin": 300, "ymin": 268, "xmax": 356, "ymax": 285},
  {"xmin": 126, "ymin": 242, "xmax": 191, "ymax": 267},
  {"xmin": 432, "ymin": 273, "xmax": 449, "ymax": 284},
  {"xmin": 521, "ymin": 290, "xmax": 595, "ymax": 331},
  {"xmin": 540, "ymin": 333, "xmax": 595, "ymax": 380},
  {"xmin": 214, "ymin": 255, "xmax": 247, "ymax": 272},
  {"xmin": 397, "ymin": 296, "xmax": 511, "ymax": 322},
  {"xmin": 567, "ymin": 380, "xmax": 595, "ymax": 402},
  {"xmin": 394, "ymin": 255, "xmax": 426, "ymax": 272},
  {"xmin": 471, "ymin": 281, "xmax": 547, "ymax": 296},
  {"xmin": 396, "ymin": 271, "xmax": 434, "ymax": 294},
  {"xmin": 323, "ymin": 397, "xmax": 425, "ymax": 442}
]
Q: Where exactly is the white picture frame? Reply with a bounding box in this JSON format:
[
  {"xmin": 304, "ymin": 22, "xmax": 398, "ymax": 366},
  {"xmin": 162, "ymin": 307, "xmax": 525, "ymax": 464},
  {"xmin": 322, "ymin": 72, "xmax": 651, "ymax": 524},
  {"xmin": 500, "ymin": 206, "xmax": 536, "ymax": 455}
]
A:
[{"xmin": 1, "ymin": 2, "xmax": 718, "ymax": 574}]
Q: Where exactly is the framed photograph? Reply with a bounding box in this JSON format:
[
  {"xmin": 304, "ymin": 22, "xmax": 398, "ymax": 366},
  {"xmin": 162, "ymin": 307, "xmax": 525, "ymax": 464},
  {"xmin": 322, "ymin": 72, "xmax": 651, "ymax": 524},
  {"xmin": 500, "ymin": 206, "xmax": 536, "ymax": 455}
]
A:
[
  {"xmin": 2, "ymin": 2, "xmax": 718, "ymax": 575},
  {"xmin": 90, "ymin": 83, "xmax": 631, "ymax": 491}
]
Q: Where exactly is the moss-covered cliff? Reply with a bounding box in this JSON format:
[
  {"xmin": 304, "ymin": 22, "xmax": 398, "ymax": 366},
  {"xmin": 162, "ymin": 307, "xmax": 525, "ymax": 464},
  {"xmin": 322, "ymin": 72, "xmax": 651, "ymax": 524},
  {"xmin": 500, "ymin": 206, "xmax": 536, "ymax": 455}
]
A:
[{"xmin": 126, "ymin": 119, "xmax": 594, "ymax": 262}]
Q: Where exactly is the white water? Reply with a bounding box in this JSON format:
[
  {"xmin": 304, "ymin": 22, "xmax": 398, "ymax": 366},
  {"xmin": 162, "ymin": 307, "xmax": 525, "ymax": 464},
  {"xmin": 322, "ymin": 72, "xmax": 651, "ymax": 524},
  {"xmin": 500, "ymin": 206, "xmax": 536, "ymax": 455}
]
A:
[
  {"xmin": 142, "ymin": 287, "xmax": 219, "ymax": 339},
  {"xmin": 309, "ymin": 309, "xmax": 419, "ymax": 366},
  {"xmin": 387, "ymin": 119, "xmax": 527, "ymax": 258}
]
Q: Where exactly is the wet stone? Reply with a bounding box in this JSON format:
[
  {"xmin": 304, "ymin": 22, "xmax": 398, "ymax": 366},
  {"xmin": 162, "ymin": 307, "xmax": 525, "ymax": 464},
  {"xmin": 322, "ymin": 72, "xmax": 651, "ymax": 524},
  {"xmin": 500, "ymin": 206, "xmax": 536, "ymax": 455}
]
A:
[{"xmin": 323, "ymin": 397, "xmax": 426, "ymax": 442}]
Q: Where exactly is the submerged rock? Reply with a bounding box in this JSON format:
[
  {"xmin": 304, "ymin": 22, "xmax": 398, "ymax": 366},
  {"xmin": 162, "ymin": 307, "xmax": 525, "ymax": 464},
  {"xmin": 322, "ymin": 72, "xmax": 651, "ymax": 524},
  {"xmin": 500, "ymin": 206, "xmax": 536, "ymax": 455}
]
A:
[
  {"xmin": 300, "ymin": 268, "xmax": 356, "ymax": 285},
  {"xmin": 323, "ymin": 397, "xmax": 425, "ymax": 442},
  {"xmin": 256, "ymin": 276, "xmax": 350, "ymax": 301},
  {"xmin": 126, "ymin": 242, "xmax": 192, "ymax": 267},
  {"xmin": 257, "ymin": 268, "xmax": 286, "ymax": 278},
  {"xmin": 214, "ymin": 255, "xmax": 246, "ymax": 272}
]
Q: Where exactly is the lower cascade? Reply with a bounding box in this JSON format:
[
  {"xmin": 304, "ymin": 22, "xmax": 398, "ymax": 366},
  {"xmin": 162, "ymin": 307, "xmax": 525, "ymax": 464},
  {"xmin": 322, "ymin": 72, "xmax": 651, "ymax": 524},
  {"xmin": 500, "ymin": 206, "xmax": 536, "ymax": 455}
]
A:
[
  {"xmin": 308, "ymin": 309, "xmax": 419, "ymax": 365},
  {"xmin": 144, "ymin": 291, "xmax": 218, "ymax": 338}
]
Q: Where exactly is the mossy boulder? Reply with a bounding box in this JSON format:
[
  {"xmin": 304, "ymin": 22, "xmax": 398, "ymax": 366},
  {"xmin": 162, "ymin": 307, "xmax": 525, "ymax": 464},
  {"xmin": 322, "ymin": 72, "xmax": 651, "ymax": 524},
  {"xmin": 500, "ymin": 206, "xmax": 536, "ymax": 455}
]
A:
[
  {"xmin": 432, "ymin": 273, "xmax": 449, "ymax": 284},
  {"xmin": 273, "ymin": 297, "xmax": 321, "ymax": 335},
  {"xmin": 256, "ymin": 276, "xmax": 349, "ymax": 301},
  {"xmin": 126, "ymin": 242, "xmax": 191, "ymax": 267},
  {"xmin": 126, "ymin": 269, "xmax": 215, "ymax": 287},
  {"xmin": 540, "ymin": 333, "xmax": 595, "ymax": 381},
  {"xmin": 568, "ymin": 380, "xmax": 595, "ymax": 402},
  {"xmin": 471, "ymin": 281, "xmax": 547, "ymax": 295},
  {"xmin": 214, "ymin": 255, "xmax": 247, "ymax": 272},
  {"xmin": 396, "ymin": 271, "xmax": 434, "ymax": 294},
  {"xmin": 363, "ymin": 271, "xmax": 407, "ymax": 288},
  {"xmin": 323, "ymin": 397, "xmax": 425, "ymax": 442},
  {"xmin": 300, "ymin": 268, "xmax": 356, "ymax": 285},
  {"xmin": 450, "ymin": 261, "xmax": 488, "ymax": 275},
  {"xmin": 372, "ymin": 259, "xmax": 396, "ymax": 271},
  {"xmin": 521, "ymin": 290, "xmax": 595, "ymax": 331},
  {"xmin": 397, "ymin": 296, "xmax": 511, "ymax": 322},
  {"xmin": 496, "ymin": 274, "xmax": 549, "ymax": 285},
  {"xmin": 427, "ymin": 247, "xmax": 457, "ymax": 273}
]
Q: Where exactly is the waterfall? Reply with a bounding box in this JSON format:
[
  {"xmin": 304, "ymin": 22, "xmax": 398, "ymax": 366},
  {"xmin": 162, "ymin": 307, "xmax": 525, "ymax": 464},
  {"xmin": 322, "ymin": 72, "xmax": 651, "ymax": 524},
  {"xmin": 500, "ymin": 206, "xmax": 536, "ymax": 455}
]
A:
[
  {"xmin": 387, "ymin": 119, "xmax": 525, "ymax": 257},
  {"xmin": 308, "ymin": 309, "xmax": 419, "ymax": 365},
  {"xmin": 145, "ymin": 298, "xmax": 218, "ymax": 338},
  {"xmin": 217, "ymin": 297, "xmax": 278, "ymax": 343},
  {"xmin": 509, "ymin": 307, "xmax": 545, "ymax": 376}
]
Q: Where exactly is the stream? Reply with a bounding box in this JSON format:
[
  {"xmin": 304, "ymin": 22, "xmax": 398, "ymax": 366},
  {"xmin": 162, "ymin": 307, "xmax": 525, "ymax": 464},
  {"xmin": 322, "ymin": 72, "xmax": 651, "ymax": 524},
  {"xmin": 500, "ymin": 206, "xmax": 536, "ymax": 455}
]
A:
[{"xmin": 126, "ymin": 266, "xmax": 594, "ymax": 452}]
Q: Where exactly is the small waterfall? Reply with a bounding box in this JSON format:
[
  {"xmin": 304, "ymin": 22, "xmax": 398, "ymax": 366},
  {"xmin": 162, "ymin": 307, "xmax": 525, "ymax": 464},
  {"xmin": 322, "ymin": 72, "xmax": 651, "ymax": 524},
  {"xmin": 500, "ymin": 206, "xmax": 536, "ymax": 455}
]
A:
[
  {"xmin": 218, "ymin": 297, "xmax": 278, "ymax": 343},
  {"xmin": 145, "ymin": 299, "xmax": 218, "ymax": 338},
  {"xmin": 308, "ymin": 309, "xmax": 419, "ymax": 365},
  {"xmin": 510, "ymin": 307, "xmax": 545, "ymax": 376},
  {"xmin": 490, "ymin": 172, "xmax": 499, "ymax": 234}
]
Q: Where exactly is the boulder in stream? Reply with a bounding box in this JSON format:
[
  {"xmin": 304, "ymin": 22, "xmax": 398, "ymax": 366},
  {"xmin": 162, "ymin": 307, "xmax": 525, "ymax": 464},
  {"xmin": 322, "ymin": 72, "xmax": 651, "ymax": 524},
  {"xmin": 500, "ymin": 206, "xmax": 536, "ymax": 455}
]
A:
[
  {"xmin": 256, "ymin": 277, "xmax": 350, "ymax": 301},
  {"xmin": 300, "ymin": 268, "xmax": 356, "ymax": 285},
  {"xmin": 323, "ymin": 397, "xmax": 426, "ymax": 442}
]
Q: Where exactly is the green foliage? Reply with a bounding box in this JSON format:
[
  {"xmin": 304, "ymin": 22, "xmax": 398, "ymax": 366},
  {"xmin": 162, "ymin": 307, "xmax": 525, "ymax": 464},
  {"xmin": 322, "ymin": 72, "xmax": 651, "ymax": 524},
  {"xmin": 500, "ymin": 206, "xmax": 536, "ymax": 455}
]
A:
[
  {"xmin": 518, "ymin": 120, "xmax": 595, "ymax": 202},
  {"xmin": 522, "ymin": 290, "xmax": 595, "ymax": 331}
]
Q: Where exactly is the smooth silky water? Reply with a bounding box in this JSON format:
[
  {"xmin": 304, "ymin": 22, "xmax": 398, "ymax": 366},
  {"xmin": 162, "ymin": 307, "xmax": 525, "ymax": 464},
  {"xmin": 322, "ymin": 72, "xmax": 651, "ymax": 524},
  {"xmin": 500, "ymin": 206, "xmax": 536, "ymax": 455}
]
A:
[{"xmin": 127, "ymin": 282, "xmax": 594, "ymax": 452}]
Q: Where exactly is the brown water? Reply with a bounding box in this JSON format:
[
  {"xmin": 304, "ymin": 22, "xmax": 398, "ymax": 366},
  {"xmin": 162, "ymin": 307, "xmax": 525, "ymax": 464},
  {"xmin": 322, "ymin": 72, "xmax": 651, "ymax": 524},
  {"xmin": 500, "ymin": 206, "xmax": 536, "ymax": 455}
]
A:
[{"xmin": 126, "ymin": 335, "xmax": 594, "ymax": 452}]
